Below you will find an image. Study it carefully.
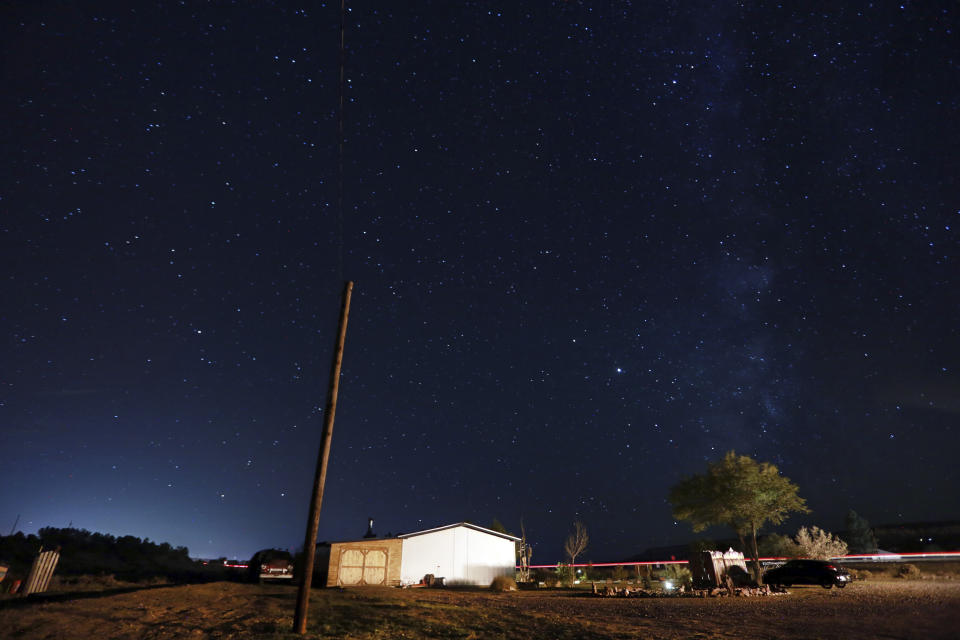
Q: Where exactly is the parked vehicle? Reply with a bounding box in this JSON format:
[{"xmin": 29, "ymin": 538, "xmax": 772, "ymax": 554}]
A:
[
  {"xmin": 763, "ymin": 559, "xmax": 852, "ymax": 589},
  {"xmin": 248, "ymin": 549, "xmax": 294, "ymax": 583}
]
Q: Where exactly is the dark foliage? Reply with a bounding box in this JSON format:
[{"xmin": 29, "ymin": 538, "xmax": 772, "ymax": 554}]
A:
[
  {"xmin": 844, "ymin": 510, "xmax": 878, "ymax": 554},
  {"xmin": 0, "ymin": 528, "xmax": 217, "ymax": 583}
]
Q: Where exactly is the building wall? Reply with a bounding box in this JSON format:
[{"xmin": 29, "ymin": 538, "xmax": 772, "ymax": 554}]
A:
[
  {"xmin": 313, "ymin": 545, "xmax": 331, "ymax": 586},
  {"xmin": 400, "ymin": 527, "xmax": 456, "ymax": 584},
  {"xmin": 459, "ymin": 526, "xmax": 515, "ymax": 586},
  {"xmin": 326, "ymin": 538, "xmax": 402, "ymax": 587},
  {"xmin": 399, "ymin": 525, "xmax": 515, "ymax": 586}
]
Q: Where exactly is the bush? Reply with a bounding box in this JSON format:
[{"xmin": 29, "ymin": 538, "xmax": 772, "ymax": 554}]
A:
[
  {"xmin": 895, "ymin": 564, "xmax": 921, "ymax": 580},
  {"xmin": 490, "ymin": 575, "xmax": 517, "ymax": 591},
  {"xmin": 636, "ymin": 565, "xmax": 653, "ymax": 589},
  {"xmin": 660, "ymin": 564, "xmax": 693, "ymax": 589},
  {"xmin": 0, "ymin": 528, "xmax": 205, "ymax": 584},
  {"xmin": 794, "ymin": 526, "xmax": 849, "ymax": 560},
  {"xmin": 725, "ymin": 565, "xmax": 752, "ymax": 587}
]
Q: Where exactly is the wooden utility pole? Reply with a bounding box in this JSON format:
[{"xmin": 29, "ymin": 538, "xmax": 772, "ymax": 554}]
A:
[{"xmin": 293, "ymin": 280, "xmax": 353, "ymax": 634}]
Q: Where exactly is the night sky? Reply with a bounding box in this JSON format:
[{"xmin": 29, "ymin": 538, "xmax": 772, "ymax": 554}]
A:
[{"xmin": 2, "ymin": 2, "xmax": 958, "ymax": 563}]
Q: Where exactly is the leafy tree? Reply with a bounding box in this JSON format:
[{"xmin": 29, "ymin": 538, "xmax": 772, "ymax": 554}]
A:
[
  {"xmin": 669, "ymin": 451, "xmax": 809, "ymax": 583},
  {"xmin": 12, "ymin": 527, "xmax": 200, "ymax": 581},
  {"xmin": 758, "ymin": 533, "xmax": 801, "ymax": 558},
  {"xmin": 563, "ymin": 521, "xmax": 589, "ymax": 568},
  {"xmin": 794, "ymin": 526, "xmax": 848, "ymax": 560},
  {"xmin": 844, "ymin": 510, "xmax": 878, "ymax": 554}
]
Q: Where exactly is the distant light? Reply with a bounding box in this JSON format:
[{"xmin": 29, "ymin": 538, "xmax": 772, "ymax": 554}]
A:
[{"xmin": 664, "ymin": 580, "xmax": 674, "ymax": 590}]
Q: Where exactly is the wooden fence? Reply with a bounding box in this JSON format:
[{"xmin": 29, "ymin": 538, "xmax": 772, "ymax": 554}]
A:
[{"xmin": 22, "ymin": 548, "xmax": 60, "ymax": 596}]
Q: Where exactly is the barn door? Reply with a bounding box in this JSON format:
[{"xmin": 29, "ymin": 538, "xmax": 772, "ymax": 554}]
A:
[
  {"xmin": 363, "ymin": 550, "xmax": 386, "ymax": 584},
  {"xmin": 338, "ymin": 548, "xmax": 388, "ymax": 585}
]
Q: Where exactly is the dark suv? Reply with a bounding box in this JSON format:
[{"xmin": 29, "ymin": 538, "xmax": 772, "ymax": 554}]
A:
[{"xmin": 763, "ymin": 559, "xmax": 852, "ymax": 589}]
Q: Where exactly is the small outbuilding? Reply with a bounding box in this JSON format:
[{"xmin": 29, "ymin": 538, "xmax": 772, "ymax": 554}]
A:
[
  {"xmin": 323, "ymin": 522, "xmax": 518, "ymax": 587},
  {"xmin": 689, "ymin": 548, "xmax": 749, "ymax": 588},
  {"xmin": 322, "ymin": 537, "xmax": 402, "ymax": 587}
]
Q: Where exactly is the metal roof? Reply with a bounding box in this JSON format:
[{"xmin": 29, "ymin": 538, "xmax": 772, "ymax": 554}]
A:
[{"xmin": 398, "ymin": 522, "xmax": 520, "ymax": 542}]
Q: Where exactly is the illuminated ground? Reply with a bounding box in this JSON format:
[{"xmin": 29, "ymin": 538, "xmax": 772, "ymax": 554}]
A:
[{"xmin": 1, "ymin": 579, "xmax": 957, "ymax": 639}]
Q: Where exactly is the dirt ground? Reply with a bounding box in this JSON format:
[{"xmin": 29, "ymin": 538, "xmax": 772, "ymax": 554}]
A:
[{"xmin": 1, "ymin": 579, "xmax": 958, "ymax": 639}]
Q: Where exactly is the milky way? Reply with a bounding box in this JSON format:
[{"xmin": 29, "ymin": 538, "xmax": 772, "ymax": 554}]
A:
[{"xmin": 2, "ymin": 2, "xmax": 957, "ymax": 561}]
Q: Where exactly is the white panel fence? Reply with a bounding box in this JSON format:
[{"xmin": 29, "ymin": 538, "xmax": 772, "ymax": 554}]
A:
[{"xmin": 22, "ymin": 548, "xmax": 60, "ymax": 596}]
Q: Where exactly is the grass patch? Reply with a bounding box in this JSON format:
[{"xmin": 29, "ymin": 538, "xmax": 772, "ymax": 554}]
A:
[
  {"xmin": 298, "ymin": 588, "xmax": 605, "ymax": 640},
  {"xmin": 5, "ymin": 579, "xmax": 959, "ymax": 639}
]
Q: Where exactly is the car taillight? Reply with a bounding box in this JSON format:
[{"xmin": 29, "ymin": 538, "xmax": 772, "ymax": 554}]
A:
[{"xmin": 825, "ymin": 565, "xmax": 835, "ymax": 570}]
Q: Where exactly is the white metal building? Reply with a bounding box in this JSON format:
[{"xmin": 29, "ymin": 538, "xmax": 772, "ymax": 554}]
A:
[
  {"xmin": 398, "ymin": 522, "xmax": 519, "ymax": 586},
  {"xmin": 322, "ymin": 521, "xmax": 519, "ymax": 587}
]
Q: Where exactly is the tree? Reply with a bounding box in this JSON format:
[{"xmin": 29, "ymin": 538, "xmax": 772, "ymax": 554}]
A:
[
  {"xmin": 794, "ymin": 526, "xmax": 848, "ymax": 560},
  {"xmin": 518, "ymin": 520, "xmax": 533, "ymax": 583},
  {"xmin": 669, "ymin": 451, "xmax": 809, "ymax": 584},
  {"xmin": 844, "ymin": 510, "xmax": 878, "ymax": 554},
  {"xmin": 758, "ymin": 533, "xmax": 801, "ymax": 559},
  {"xmin": 688, "ymin": 538, "xmax": 718, "ymax": 553},
  {"xmin": 490, "ymin": 518, "xmax": 533, "ymax": 581},
  {"xmin": 489, "ymin": 518, "xmax": 509, "ymax": 535},
  {"xmin": 563, "ymin": 520, "xmax": 589, "ymax": 568}
]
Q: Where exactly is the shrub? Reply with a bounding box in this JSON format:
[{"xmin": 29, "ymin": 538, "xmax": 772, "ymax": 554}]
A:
[
  {"xmin": 636, "ymin": 565, "xmax": 652, "ymax": 589},
  {"xmin": 725, "ymin": 565, "xmax": 752, "ymax": 587},
  {"xmin": 794, "ymin": 526, "xmax": 849, "ymax": 560},
  {"xmin": 530, "ymin": 568, "xmax": 553, "ymax": 585},
  {"xmin": 661, "ymin": 564, "xmax": 693, "ymax": 589},
  {"xmin": 554, "ymin": 563, "xmax": 573, "ymax": 587},
  {"xmin": 895, "ymin": 564, "xmax": 921, "ymax": 580},
  {"xmin": 490, "ymin": 575, "xmax": 517, "ymax": 592}
]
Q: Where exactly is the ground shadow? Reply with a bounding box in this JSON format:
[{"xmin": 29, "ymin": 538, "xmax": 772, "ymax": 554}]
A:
[
  {"xmin": 257, "ymin": 591, "xmax": 298, "ymax": 601},
  {"xmin": 0, "ymin": 583, "xmax": 175, "ymax": 610}
]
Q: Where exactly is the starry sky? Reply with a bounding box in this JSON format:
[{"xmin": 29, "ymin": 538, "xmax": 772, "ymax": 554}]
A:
[{"xmin": 2, "ymin": 1, "xmax": 958, "ymax": 563}]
